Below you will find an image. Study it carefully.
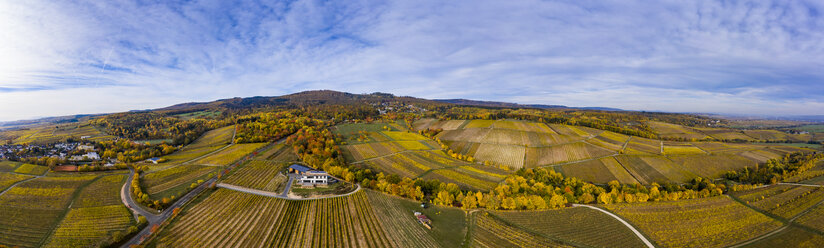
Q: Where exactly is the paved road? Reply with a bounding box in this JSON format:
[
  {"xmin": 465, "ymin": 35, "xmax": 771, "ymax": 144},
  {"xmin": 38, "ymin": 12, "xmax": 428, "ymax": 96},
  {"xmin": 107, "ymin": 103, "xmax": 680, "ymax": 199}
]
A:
[
  {"xmin": 280, "ymin": 175, "xmax": 296, "ymax": 198},
  {"xmin": 120, "ymin": 168, "xmax": 160, "ymax": 223},
  {"xmin": 571, "ymin": 204, "xmax": 655, "ymax": 248},
  {"xmin": 217, "ymin": 181, "xmax": 362, "ymax": 200},
  {"xmin": 778, "ymin": 182, "xmax": 824, "ymax": 187}
]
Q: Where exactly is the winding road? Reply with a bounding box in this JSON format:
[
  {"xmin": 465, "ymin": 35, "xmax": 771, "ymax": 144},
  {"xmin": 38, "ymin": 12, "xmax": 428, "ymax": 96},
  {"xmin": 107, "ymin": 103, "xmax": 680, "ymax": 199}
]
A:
[{"xmin": 120, "ymin": 126, "xmax": 238, "ymax": 247}]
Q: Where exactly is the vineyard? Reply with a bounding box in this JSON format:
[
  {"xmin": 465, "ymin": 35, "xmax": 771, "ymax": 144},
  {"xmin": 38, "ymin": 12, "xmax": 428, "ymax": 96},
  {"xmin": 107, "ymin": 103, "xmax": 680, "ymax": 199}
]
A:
[
  {"xmin": 558, "ymin": 157, "xmax": 639, "ymax": 184},
  {"xmin": 491, "ymin": 207, "xmax": 647, "ymax": 248},
  {"xmin": 143, "ymin": 163, "xmax": 216, "ymax": 197},
  {"xmin": 10, "ymin": 122, "xmax": 114, "ymax": 145},
  {"xmin": 524, "ymin": 142, "xmax": 614, "ymax": 167},
  {"xmin": 222, "ymin": 160, "xmax": 288, "ymax": 192},
  {"xmin": 158, "ymin": 125, "xmax": 234, "ymax": 165},
  {"xmin": 795, "ymin": 200, "xmax": 824, "ymax": 233},
  {"xmin": 740, "ymin": 185, "xmax": 824, "ymax": 219},
  {"xmin": 14, "ymin": 163, "xmax": 49, "ymax": 175},
  {"xmin": 744, "ymin": 226, "xmax": 824, "ymax": 248},
  {"xmin": 43, "ymin": 205, "xmax": 133, "ymax": 247},
  {"xmin": 154, "ymin": 189, "xmax": 393, "ymax": 247},
  {"xmin": 364, "ymin": 190, "xmax": 467, "ymax": 248},
  {"xmin": 604, "ymin": 196, "xmax": 782, "ymax": 248},
  {"xmin": 613, "ymin": 155, "xmax": 696, "ymax": 184},
  {"xmin": 0, "ymin": 160, "xmax": 22, "ymax": 172},
  {"xmin": 0, "ymin": 175, "xmax": 98, "ymax": 247},
  {"xmin": 0, "ymin": 172, "xmax": 34, "ymax": 192},
  {"xmin": 470, "ymin": 212, "xmax": 572, "ymax": 248},
  {"xmin": 192, "ymin": 142, "xmax": 267, "ymax": 166}
]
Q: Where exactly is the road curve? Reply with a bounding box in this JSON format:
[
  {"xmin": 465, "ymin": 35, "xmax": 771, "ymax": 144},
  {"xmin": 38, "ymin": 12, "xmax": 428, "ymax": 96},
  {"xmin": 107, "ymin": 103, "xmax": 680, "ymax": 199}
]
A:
[{"xmin": 571, "ymin": 204, "xmax": 655, "ymax": 248}]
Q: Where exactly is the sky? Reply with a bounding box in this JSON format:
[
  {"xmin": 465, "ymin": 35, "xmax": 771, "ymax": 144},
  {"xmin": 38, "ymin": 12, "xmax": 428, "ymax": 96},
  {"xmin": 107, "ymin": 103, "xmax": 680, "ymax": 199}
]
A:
[{"xmin": 1, "ymin": 0, "xmax": 824, "ymax": 122}]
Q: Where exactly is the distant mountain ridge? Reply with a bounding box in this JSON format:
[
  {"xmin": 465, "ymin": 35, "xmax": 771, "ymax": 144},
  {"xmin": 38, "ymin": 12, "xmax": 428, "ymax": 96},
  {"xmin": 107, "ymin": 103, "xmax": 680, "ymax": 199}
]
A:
[{"xmin": 434, "ymin": 99, "xmax": 623, "ymax": 111}]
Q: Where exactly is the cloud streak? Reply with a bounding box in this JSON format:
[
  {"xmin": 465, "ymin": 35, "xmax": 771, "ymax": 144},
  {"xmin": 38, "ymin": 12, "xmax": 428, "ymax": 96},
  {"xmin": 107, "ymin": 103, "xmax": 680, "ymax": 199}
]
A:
[{"xmin": 1, "ymin": 0, "xmax": 823, "ymax": 121}]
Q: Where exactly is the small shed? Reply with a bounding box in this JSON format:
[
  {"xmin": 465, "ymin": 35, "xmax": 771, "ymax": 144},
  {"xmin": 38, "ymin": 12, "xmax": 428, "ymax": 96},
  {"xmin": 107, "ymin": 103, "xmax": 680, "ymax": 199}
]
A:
[{"xmin": 288, "ymin": 164, "xmax": 315, "ymax": 175}]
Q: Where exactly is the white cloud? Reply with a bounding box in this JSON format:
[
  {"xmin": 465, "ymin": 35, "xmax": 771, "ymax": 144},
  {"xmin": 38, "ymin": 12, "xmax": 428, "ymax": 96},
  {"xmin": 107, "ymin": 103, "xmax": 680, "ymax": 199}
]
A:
[{"xmin": 1, "ymin": 0, "xmax": 823, "ymax": 121}]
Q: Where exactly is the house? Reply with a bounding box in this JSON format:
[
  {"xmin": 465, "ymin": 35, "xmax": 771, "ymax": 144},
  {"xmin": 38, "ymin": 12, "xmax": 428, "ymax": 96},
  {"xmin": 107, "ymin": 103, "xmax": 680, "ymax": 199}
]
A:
[
  {"xmin": 299, "ymin": 170, "xmax": 331, "ymax": 185},
  {"xmin": 147, "ymin": 157, "xmax": 161, "ymax": 164},
  {"xmin": 289, "ymin": 164, "xmax": 333, "ymax": 186},
  {"xmin": 77, "ymin": 145, "xmax": 94, "ymax": 151}
]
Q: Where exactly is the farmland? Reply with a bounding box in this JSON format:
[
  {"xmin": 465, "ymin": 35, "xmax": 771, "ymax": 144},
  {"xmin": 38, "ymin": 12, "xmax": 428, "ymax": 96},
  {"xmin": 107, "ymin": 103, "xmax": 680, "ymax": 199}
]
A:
[
  {"xmin": 0, "ymin": 175, "xmax": 98, "ymax": 247},
  {"xmin": 795, "ymin": 199, "xmax": 824, "ymax": 233},
  {"xmin": 365, "ymin": 190, "xmax": 468, "ymax": 248},
  {"xmin": 10, "ymin": 122, "xmax": 114, "ymax": 145},
  {"xmin": 221, "ymin": 160, "xmax": 288, "ymax": 192},
  {"xmin": 156, "ymin": 125, "xmax": 234, "ymax": 166},
  {"xmin": 0, "ymin": 172, "xmax": 34, "ymax": 192},
  {"xmin": 339, "ymin": 123, "xmax": 501, "ymax": 190},
  {"xmin": 14, "ymin": 163, "xmax": 49, "ymax": 175},
  {"xmin": 737, "ymin": 185, "xmax": 824, "ymax": 219},
  {"xmin": 744, "ymin": 226, "xmax": 824, "ymax": 248},
  {"xmin": 470, "ymin": 212, "xmax": 572, "ymax": 248},
  {"xmin": 558, "ymin": 157, "xmax": 639, "ymax": 184},
  {"xmin": 153, "ymin": 189, "xmax": 393, "ymax": 247},
  {"xmin": 192, "ymin": 142, "xmax": 267, "ymax": 166},
  {"xmin": 490, "ymin": 207, "xmax": 647, "ymax": 247},
  {"xmin": 0, "ymin": 160, "xmax": 23, "ymax": 172},
  {"xmin": 604, "ymin": 196, "xmax": 782, "ymax": 248},
  {"xmin": 413, "ymin": 118, "xmax": 814, "ymax": 185},
  {"xmin": 142, "ymin": 163, "xmax": 217, "ymax": 198}
]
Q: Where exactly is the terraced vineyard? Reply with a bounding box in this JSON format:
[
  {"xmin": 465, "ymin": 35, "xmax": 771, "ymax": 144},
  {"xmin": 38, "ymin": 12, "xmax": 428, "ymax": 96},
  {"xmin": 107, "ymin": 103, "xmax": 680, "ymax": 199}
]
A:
[
  {"xmin": 491, "ymin": 207, "xmax": 647, "ymax": 248},
  {"xmin": 222, "ymin": 160, "xmax": 288, "ymax": 192},
  {"xmin": 604, "ymin": 196, "xmax": 782, "ymax": 248},
  {"xmin": 154, "ymin": 189, "xmax": 393, "ymax": 247},
  {"xmin": 470, "ymin": 212, "xmax": 572, "ymax": 248}
]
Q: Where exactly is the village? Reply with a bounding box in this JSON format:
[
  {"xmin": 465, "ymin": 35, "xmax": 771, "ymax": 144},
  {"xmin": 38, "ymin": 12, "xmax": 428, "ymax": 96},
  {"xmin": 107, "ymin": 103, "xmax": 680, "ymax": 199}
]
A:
[{"xmin": 0, "ymin": 141, "xmax": 110, "ymax": 166}]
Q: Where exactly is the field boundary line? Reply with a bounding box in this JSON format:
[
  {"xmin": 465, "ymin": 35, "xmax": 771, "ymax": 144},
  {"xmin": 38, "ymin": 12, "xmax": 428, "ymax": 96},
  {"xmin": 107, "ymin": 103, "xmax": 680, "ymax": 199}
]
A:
[{"xmin": 571, "ymin": 204, "xmax": 655, "ymax": 248}]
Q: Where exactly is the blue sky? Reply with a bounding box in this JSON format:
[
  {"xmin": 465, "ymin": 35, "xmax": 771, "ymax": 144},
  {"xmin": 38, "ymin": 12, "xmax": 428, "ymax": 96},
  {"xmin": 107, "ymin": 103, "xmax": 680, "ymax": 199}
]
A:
[{"xmin": 1, "ymin": 0, "xmax": 823, "ymax": 121}]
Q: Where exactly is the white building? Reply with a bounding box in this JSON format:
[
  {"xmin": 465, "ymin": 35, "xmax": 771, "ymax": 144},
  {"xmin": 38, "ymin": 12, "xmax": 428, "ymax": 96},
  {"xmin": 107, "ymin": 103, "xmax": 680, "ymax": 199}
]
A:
[{"xmin": 299, "ymin": 171, "xmax": 331, "ymax": 185}]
